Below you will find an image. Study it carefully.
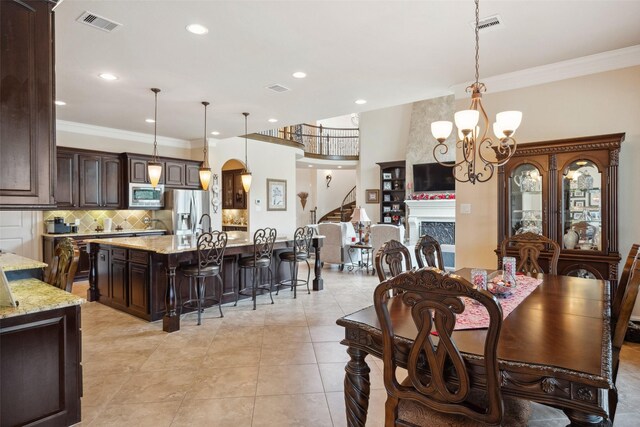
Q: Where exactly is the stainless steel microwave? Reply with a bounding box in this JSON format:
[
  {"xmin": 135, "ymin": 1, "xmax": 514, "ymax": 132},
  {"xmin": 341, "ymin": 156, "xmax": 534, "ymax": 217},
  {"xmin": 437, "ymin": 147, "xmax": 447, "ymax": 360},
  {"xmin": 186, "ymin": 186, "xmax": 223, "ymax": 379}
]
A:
[{"xmin": 129, "ymin": 184, "xmax": 165, "ymax": 208}]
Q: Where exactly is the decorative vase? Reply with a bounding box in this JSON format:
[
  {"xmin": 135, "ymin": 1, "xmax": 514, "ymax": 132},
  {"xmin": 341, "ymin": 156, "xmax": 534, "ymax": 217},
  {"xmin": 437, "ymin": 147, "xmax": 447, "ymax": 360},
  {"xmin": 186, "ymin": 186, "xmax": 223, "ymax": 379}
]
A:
[
  {"xmin": 394, "ymin": 168, "xmax": 401, "ymax": 179},
  {"xmin": 563, "ymin": 229, "xmax": 579, "ymax": 249}
]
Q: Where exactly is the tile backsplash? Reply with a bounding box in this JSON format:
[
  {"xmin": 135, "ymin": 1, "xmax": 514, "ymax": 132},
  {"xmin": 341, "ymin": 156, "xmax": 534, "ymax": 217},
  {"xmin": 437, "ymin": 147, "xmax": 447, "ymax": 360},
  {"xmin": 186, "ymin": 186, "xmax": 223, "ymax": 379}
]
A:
[
  {"xmin": 222, "ymin": 209, "xmax": 248, "ymax": 225},
  {"xmin": 43, "ymin": 210, "xmax": 153, "ymax": 233}
]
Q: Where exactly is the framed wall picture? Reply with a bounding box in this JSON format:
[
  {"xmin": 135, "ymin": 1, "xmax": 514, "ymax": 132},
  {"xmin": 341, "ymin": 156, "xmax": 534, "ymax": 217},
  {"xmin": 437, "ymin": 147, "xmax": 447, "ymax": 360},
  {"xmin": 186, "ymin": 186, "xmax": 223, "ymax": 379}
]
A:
[
  {"xmin": 383, "ymin": 216, "xmax": 392, "ymax": 223},
  {"xmin": 383, "ymin": 194, "xmax": 391, "ymax": 202},
  {"xmin": 383, "ymin": 206, "xmax": 391, "ymax": 212},
  {"xmin": 392, "ymin": 204, "xmax": 400, "ymax": 211},
  {"xmin": 365, "ymin": 189, "xmax": 379, "ymax": 204},
  {"xmin": 572, "ymin": 190, "xmax": 585, "ymax": 197},
  {"xmin": 383, "ymin": 181, "xmax": 392, "ymax": 190},
  {"xmin": 589, "ymin": 192, "xmax": 600, "ymax": 207},
  {"xmin": 382, "ymin": 173, "xmax": 392, "ymax": 180},
  {"xmin": 573, "ymin": 200, "xmax": 585, "ymax": 208},
  {"xmin": 267, "ymin": 179, "xmax": 287, "ymax": 211}
]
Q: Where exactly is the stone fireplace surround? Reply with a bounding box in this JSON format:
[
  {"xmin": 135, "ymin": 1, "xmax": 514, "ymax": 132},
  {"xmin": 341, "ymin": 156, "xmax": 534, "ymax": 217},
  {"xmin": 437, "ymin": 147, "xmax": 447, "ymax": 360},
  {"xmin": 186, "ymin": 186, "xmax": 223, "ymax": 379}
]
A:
[{"xmin": 405, "ymin": 199, "xmax": 456, "ymax": 270}]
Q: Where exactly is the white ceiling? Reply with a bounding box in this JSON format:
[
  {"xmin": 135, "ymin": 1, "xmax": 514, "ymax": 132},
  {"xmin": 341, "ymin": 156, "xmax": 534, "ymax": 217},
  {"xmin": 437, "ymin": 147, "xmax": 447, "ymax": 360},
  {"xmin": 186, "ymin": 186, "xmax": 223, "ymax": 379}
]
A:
[{"xmin": 54, "ymin": 1, "xmax": 640, "ymax": 141}]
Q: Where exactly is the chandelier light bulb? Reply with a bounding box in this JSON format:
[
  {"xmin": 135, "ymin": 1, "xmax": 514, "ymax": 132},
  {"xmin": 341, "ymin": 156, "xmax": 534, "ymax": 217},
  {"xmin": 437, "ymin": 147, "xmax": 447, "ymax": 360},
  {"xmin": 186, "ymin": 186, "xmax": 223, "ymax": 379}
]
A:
[
  {"xmin": 496, "ymin": 111, "xmax": 522, "ymax": 135},
  {"xmin": 431, "ymin": 121, "xmax": 453, "ymax": 142},
  {"xmin": 454, "ymin": 110, "xmax": 480, "ymax": 133},
  {"xmin": 493, "ymin": 122, "xmax": 504, "ymax": 139}
]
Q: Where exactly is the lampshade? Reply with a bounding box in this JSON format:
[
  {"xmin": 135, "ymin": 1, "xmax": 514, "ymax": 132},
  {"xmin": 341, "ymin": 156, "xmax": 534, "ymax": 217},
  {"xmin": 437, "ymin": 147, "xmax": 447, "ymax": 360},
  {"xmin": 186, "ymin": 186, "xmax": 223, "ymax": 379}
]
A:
[
  {"xmin": 148, "ymin": 161, "xmax": 162, "ymax": 188},
  {"xmin": 454, "ymin": 110, "xmax": 479, "ymax": 132},
  {"xmin": 240, "ymin": 172, "xmax": 252, "ymax": 193},
  {"xmin": 496, "ymin": 111, "xmax": 522, "ymax": 134},
  {"xmin": 350, "ymin": 206, "xmax": 371, "ymax": 223},
  {"xmin": 199, "ymin": 167, "xmax": 212, "ymax": 190},
  {"xmin": 431, "ymin": 121, "xmax": 453, "ymax": 142}
]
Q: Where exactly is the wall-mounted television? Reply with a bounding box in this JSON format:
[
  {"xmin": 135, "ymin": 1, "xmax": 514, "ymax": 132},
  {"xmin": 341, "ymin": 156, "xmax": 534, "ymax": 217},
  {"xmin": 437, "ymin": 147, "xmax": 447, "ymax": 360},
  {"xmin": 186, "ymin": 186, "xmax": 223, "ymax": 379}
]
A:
[{"xmin": 413, "ymin": 162, "xmax": 455, "ymax": 192}]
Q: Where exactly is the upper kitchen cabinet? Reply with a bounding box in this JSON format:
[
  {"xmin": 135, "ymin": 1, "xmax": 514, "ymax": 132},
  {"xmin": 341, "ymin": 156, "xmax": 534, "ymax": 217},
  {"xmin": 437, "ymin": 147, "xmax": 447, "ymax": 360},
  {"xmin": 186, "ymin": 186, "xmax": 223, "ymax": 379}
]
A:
[
  {"xmin": 0, "ymin": 0, "xmax": 57, "ymax": 209},
  {"xmin": 127, "ymin": 155, "xmax": 163, "ymax": 185},
  {"xmin": 222, "ymin": 169, "xmax": 247, "ymax": 209},
  {"xmin": 124, "ymin": 153, "xmax": 202, "ymax": 189},
  {"xmin": 497, "ymin": 133, "xmax": 624, "ymax": 287}
]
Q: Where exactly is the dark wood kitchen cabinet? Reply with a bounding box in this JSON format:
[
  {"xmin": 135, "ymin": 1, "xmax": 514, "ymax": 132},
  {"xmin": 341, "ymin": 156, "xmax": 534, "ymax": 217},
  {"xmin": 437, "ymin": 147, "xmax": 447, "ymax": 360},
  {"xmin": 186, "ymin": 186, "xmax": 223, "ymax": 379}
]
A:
[
  {"xmin": 128, "ymin": 156, "xmax": 161, "ymax": 185},
  {"xmin": 222, "ymin": 169, "xmax": 247, "ymax": 209},
  {"xmin": 186, "ymin": 162, "xmax": 202, "ymax": 187},
  {"xmin": 125, "ymin": 153, "xmax": 202, "ymax": 189},
  {"xmin": 0, "ymin": 0, "xmax": 57, "ymax": 209},
  {"xmin": 56, "ymin": 150, "xmax": 78, "ymax": 208},
  {"xmin": 165, "ymin": 160, "xmax": 186, "ymax": 186},
  {"xmin": 78, "ymin": 153, "xmax": 123, "ymax": 209}
]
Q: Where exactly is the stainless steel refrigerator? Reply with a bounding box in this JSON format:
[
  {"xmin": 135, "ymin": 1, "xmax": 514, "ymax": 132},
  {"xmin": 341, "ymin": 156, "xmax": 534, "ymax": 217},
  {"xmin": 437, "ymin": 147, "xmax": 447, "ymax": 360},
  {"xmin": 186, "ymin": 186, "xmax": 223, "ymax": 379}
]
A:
[{"xmin": 164, "ymin": 189, "xmax": 210, "ymax": 235}]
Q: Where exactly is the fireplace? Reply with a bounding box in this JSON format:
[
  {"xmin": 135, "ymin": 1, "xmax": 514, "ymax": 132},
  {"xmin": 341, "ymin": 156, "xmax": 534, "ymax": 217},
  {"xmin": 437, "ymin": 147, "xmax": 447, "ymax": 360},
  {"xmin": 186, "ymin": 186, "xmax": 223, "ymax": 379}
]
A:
[{"xmin": 405, "ymin": 199, "xmax": 456, "ymax": 270}]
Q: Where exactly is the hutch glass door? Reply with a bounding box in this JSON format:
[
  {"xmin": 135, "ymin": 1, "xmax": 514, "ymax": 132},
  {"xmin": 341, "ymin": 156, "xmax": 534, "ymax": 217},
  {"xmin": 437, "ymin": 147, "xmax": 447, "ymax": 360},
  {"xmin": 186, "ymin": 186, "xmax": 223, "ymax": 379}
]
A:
[
  {"xmin": 561, "ymin": 160, "xmax": 602, "ymax": 251},
  {"xmin": 509, "ymin": 164, "xmax": 543, "ymax": 236}
]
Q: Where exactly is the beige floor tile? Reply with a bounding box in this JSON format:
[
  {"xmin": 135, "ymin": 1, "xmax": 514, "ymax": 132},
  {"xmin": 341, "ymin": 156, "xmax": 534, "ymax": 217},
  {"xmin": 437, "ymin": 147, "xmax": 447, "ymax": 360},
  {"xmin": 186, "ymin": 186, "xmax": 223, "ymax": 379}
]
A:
[
  {"xmin": 160, "ymin": 325, "xmax": 220, "ymax": 348},
  {"xmin": 204, "ymin": 345, "xmax": 262, "ymax": 368},
  {"xmin": 79, "ymin": 402, "xmax": 103, "ymax": 425},
  {"xmin": 318, "ymin": 363, "xmax": 347, "ymax": 393},
  {"xmin": 260, "ymin": 342, "xmax": 317, "ymax": 366},
  {"xmin": 186, "ymin": 366, "xmax": 258, "ymax": 399},
  {"xmin": 252, "ymin": 393, "xmax": 333, "ymax": 427},
  {"xmin": 264, "ymin": 310, "xmax": 308, "ymax": 326},
  {"xmin": 305, "ymin": 312, "xmax": 345, "ymax": 326},
  {"xmin": 309, "ymin": 325, "xmax": 345, "ymax": 342},
  {"xmin": 212, "ymin": 325, "xmax": 264, "ymax": 348},
  {"xmin": 313, "ymin": 341, "xmax": 350, "ymax": 363},
  {"xmin": 262, "ymin": 325, "xmax": 311, "ymax": 343},
  {"xmin": 82, "ymin": 350, "xmax": 154, "ymax": 377},
  {"xmin": 89, "ymin": 400, "xmax": 181, "ymax": 427},
  {"xmin": 171, "ymin": 396, "xmax": 254, "ymax": 427},
  {"xmin": 325, "ymin": 389, "xmax": 388, "ymax": 427},
  {"xmin": 140, "ymin": 345, "xmax": 208, "ymax": 372},
  {"xmin": 81, "ymin": 373, "xmax": 129, "ymax": 407},
  {"xmin": 219, "ymin": 308, "xmax": 266, "ymax": 327},
  {"xmin": 110, "ymin": 369, "xmax": 196, "ymax": 404},
  {"xmin": 256, "ymin": 364, "xmax": 324, "ymax": 396}
]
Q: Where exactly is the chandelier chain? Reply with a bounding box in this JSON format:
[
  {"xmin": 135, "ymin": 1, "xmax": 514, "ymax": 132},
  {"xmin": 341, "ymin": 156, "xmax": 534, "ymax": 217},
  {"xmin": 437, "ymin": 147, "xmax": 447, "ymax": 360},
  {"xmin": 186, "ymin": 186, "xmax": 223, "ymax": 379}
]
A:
[
  {"xmin": 474, "ymin": 0, "xmax": 480, "ymax": 85},
  {"xmin": 151, "ymin": 88, "xmax": 160, "ymax": 161}
]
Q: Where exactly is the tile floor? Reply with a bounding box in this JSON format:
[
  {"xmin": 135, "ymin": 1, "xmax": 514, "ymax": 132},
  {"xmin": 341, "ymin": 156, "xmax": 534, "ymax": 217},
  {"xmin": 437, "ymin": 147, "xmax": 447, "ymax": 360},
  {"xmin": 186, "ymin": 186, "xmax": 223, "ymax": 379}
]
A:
[{"xmin": 73, "ymin": 266, "xmax": 640, "ymax": 426}]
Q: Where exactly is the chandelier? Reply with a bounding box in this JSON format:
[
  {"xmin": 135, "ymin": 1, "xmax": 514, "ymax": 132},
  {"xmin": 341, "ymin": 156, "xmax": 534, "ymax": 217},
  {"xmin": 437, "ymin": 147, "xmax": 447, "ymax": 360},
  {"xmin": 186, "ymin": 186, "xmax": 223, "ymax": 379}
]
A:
[{"xmin": 431, "ymin": 0, "xmax": 522, "ymax": 184}]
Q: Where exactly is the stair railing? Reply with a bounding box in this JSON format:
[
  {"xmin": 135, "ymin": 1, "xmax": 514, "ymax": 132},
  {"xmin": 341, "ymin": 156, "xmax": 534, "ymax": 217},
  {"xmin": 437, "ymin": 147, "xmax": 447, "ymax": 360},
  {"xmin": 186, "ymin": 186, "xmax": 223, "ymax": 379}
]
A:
[
  {"xmin": 258, "ymin": 123, "xmax": 359, "ymax": 157},
  {"xmin": 340, "ymin": 186, "xmax": 357, "ymax": 222}
]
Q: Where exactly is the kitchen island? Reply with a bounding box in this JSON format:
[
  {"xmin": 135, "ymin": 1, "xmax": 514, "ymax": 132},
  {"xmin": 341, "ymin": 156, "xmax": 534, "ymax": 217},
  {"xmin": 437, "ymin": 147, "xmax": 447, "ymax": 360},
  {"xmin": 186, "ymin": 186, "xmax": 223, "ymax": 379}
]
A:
[{"xmin": 87, "ymin": 231, "xmax": 324, "ymax": 332}]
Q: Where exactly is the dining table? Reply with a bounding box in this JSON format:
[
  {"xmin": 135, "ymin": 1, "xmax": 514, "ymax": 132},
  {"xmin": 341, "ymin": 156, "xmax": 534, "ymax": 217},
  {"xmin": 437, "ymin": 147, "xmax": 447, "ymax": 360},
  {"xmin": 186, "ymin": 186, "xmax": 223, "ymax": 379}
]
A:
[{"xmin": 336, "ymin": 268, "xmax": 613, "ymax": 426}]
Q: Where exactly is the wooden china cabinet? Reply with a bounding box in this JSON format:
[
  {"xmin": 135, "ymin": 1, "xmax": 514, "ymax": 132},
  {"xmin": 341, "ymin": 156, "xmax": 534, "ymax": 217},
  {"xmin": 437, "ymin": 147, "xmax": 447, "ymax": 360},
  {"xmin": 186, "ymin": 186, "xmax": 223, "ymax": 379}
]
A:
[{"xmin": 496, "ymin": 133, "xmax": 624, "ymax": 289}]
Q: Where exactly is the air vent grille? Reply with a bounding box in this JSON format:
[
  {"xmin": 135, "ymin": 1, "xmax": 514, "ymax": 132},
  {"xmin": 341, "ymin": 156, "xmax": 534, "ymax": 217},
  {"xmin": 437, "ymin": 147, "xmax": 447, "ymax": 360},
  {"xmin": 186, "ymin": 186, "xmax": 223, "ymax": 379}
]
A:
[
  {"xmin": 471, "ymin": 14, "xmax": 503, "ymax": 32},
  {"xmin": 266, "ymin": 84, "xmax": 290, "ymax": 93},
  {"xmin": 76, "ymin": 11, "xmax": 122, "ymax": 32}
]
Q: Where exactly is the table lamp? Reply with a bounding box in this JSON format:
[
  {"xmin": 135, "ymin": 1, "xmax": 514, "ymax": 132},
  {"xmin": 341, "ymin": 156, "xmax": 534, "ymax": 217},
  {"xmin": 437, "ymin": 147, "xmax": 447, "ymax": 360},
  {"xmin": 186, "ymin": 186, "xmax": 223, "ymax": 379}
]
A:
[{"xmin": 350, "ymin": 206, "xmax": 371, "ymax": 245}]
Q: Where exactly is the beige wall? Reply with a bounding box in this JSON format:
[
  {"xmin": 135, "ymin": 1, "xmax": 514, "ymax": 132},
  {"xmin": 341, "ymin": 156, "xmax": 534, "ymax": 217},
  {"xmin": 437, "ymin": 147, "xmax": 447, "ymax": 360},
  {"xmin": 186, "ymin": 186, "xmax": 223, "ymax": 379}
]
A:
[
  {"xmin": 454, "ymin": 65, "xmax": 640, "ymax": 316},
  {"xmin": 358, "ymin": 104, "xmax": 413, "ymax": 223}
]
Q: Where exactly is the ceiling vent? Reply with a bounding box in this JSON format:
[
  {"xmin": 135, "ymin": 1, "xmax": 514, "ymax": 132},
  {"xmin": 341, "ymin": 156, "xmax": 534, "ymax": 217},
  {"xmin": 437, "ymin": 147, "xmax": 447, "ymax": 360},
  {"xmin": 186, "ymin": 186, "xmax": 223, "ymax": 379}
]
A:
[
  {"xmin": 470, "ymin": 14, "xmax": 503, "ymax": 32},
  {"xmin": 266, "ymin": 84, "xmax": 290, "ymax": 93},
  {"xmin": 76, "ymin": 11, "xmax": 122, "ymax": 33}
]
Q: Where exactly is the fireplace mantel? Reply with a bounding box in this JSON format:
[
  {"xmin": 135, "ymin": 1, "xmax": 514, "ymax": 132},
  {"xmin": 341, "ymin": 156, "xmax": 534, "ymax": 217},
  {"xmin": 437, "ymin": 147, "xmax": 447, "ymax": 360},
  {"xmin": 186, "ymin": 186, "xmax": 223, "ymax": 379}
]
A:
[{"xmin": 406, "ymin": 199, "xmax": 456, "ymax": 270}]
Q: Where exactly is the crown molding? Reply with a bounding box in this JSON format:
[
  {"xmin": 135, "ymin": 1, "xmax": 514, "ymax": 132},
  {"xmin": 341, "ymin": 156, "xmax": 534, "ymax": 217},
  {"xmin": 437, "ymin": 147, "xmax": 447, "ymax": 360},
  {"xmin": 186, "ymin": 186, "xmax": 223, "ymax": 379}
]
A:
[
  {"xmin": 452, "ymin": 44, "xmax": 640, "ymax": 99},
  {"xmin": 56, "ymin": 120, "xmax": 191, "ymax": 148}
]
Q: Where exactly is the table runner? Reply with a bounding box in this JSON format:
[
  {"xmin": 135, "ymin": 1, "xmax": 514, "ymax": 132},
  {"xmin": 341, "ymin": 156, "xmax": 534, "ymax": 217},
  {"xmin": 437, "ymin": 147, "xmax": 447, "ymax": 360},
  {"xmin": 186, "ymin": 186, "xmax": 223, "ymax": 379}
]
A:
[{"xmin": 454, "ymin": 275, "xmax": 543, "ymax": 330}]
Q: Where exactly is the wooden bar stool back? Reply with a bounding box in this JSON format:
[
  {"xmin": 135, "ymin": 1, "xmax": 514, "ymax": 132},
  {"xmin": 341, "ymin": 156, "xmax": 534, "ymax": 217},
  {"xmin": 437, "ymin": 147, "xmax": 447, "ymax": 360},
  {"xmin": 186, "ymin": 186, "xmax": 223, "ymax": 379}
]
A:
[
  {"xmin": 45, "ymin": 238, "xmax": 80, "ymax": 293},
  {"xmin": 236, "ymin": 227, "xmax": 277, "ymax": 310}
]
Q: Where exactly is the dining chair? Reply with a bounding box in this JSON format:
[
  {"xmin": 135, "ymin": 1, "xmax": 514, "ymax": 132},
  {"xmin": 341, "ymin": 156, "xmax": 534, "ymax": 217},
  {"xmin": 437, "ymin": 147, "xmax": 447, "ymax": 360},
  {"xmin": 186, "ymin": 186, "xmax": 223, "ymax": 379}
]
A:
[
  {"xmin": 609, "ymin": 249, "xmax": 640, "ymax": 421},
  {"xmin": 414, "ymin": 234, "xmax": 445, "ymax": 269},
  {"xmin": 373, "ymin": 267, "xmax": 531, "ymax": 426},
  {"xmin": 236, "ymin": 227, "xmax": 277, "ymax": 310},
  {"xmin": 374, "ymin": 239, "xmax": 412, "ymax": 283},
  {"xmin": 179, "ymin": 231, "xmax": 227, "ymax": 324},
  {"xmin": 45, "ymin": 237, "xmax": 80, "ymax": 293},
  {"xmin": 612, "ymin": 243, "xmax": 640, "ymax": 324},
  {"xmin": 275, "ymin": 226, "xmax": 313, "ymax": 298},
  {"xmin": 500, "ymin": 231, "xmax": 560, "ymax": 275}
]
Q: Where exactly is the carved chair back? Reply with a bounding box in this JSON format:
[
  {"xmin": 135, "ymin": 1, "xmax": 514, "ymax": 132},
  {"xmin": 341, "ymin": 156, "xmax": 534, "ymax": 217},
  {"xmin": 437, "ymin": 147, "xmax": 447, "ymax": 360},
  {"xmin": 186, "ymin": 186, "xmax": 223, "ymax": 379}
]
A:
[
  {"xmin": 613, "ymin": 253, "xmax": 640, "ymax": 351},
  {"xmin": 196, "ymin": 231, "xmax": 228, "ymax": 274},
  {"xmin": 293, "ymin": 226, "xmax": 314, "ymax": 258},
  {"xmin": 500, "ymin": 232, "xmax": 560, "ymax": 275},
  {"xmin": 375, "ymin": 239, "xmax": 412, "ymax": 282},
  {"xmin": 612, "ymin": 244, "xmax": 640, "ymax": 324},
  {"xmin": 571, "ymin": 221, "xmax": 597, "ymax": 243},
  {"xmin": 373, "ymin": 267, "xmax": 504, "ymax": 425},
  {"xmin": 45, "ymin": 238, "xmax": 80, "ymax": 293},
  {"xmin": 415, "ymin": 234, "xmax": 445, "ymax": 270},
  {"xmin": 252, "ymin": 227, "xmax": 277, "ymax": 266}
]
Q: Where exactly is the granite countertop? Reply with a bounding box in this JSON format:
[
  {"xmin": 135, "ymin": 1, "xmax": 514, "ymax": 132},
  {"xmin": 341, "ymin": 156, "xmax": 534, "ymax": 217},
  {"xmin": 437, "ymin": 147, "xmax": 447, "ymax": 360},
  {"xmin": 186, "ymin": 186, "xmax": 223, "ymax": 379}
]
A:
[
  {"xmin": 0, "ymin": 278, "xmax": 84, "ymax": 319},
  {"xmin": 42, "ymin": 229, "xmax": 166, "ymax": 238},
  {"xmin": 0, "ymin": 253, "xmax": 48, "ymax": 272},
  {"xmin": 85, "ymin": 231, "xmax": 301, "ymax": 254}
]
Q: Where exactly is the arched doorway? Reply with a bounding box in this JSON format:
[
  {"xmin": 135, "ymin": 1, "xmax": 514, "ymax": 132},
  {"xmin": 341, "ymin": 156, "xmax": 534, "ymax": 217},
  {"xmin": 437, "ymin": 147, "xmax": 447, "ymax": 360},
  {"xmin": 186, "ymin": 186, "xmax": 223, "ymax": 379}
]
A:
[{"xmin": 221, "ymin": 159, "xmax": 248, "ymax": 232}]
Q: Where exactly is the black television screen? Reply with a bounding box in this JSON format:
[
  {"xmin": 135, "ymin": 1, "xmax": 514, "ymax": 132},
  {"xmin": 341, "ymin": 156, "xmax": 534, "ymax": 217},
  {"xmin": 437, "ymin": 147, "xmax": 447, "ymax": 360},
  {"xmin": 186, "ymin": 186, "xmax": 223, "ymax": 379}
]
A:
[{"xmin": 413, "ymin": 162, "xmax": 455, "ymax": 192}]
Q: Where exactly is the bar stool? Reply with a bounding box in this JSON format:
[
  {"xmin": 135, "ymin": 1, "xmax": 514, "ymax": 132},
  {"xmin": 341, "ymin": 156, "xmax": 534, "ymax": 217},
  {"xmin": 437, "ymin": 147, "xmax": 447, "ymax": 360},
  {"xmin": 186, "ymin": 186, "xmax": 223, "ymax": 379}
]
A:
[
  {"xmin": 236, "ymin": 227, "xmax": 277, "ymax": 310},
  {"xmin": 180, "ymin": 231, "xmax": 228, "ymax": 325},
  {"xmin": 276, "ymin": 226, "xmax": 313, "ymax": 298}
]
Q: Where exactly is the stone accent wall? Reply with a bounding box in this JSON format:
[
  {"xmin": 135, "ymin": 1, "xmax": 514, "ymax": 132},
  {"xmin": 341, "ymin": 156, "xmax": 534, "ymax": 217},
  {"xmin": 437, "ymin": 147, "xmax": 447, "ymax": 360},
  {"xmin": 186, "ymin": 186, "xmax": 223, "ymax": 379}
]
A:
[{"xmin": 405, "ymin": 95, "xmax": 456, "ymax": 193}]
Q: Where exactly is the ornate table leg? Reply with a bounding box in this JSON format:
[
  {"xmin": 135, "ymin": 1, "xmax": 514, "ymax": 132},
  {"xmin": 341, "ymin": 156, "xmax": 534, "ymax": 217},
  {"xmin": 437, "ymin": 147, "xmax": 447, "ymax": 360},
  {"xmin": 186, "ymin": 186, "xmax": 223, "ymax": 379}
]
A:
[
  {"xmin": 163, "ymin": 254, "xmax": 180, "ymax": 333},
  {"xmin": 564, "ymin": 409, "xmax": 604, "ymax": 426},
  {"xmin": 313, "ymin": 237, "xmax": 324, "ymax": 291},
  {"xmin": 87, "ymin": 242, "xmax": 99, "ymax": 301},
  {"xmin": 344, "ymin": 347, "xmax": 371, "ymax": 427}
]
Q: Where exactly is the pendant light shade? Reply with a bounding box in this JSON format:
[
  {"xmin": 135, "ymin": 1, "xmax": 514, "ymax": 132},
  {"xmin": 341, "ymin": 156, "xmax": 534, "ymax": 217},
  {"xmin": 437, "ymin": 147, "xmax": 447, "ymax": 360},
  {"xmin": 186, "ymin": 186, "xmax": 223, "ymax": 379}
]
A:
[
  {"xmin": 148, "ymin": 88, "xmax": 163, "ymax": 187},
  {"xmin": 240, "ymin": 112, "xmax": 252, "ymax": 192},
  {"xmin": 199, "ymin": 101, "xmax": 212, "ymax": 191}
]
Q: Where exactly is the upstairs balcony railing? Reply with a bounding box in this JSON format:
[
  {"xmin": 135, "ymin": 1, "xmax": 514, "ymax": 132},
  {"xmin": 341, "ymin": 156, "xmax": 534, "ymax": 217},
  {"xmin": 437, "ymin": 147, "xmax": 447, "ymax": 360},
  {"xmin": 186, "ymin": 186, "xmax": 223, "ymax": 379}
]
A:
[{"xmin": 258, "ymin": 123, "xmax": 359, "ymax": 159}]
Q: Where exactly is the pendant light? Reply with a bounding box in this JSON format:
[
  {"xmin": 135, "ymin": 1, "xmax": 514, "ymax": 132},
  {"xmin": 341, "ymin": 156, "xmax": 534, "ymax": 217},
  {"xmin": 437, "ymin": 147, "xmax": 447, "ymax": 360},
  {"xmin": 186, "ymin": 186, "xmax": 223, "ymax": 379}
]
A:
[
  {"xmin": 147, "ymin": 88, "xmax": 163, "ymax": 187},
  {"xmin": 240, "ymin": 112, "xmax": 252, "ymax": 192},
  {"xmin": 199, "ymin": 101, "xmax": 212, "ymax": 190}
]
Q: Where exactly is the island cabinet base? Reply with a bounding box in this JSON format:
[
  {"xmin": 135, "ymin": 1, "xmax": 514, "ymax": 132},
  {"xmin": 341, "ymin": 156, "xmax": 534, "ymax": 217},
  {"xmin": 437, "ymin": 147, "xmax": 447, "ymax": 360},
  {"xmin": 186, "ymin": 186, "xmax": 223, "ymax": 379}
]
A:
[{"xmin": 0, "ymin": 305, "xmax": 82, "ymax": 427}]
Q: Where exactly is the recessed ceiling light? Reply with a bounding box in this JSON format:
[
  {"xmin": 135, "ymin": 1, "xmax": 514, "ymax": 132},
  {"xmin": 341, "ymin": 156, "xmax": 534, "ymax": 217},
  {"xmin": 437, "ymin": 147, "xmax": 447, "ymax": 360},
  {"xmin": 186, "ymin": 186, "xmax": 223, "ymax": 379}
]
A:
[
  {"xmin": 308, "ymin": 165, "xmax": 313, "ymax": 168},
  {"xmin": 292, "ymin": 71, "xmax": 307, "ymax": 79},
  {"xmin": 145, "ymin": 118, "xmax": 155, "ymax": 123},
  {"xmin": 355, "ymin": 99, "xmax": 367, "ymax": 105},
  {"xmin": 186, "ymin": 24, "xmax": 208, "ymax": 35},
  {"xmin": 338, "ymin": 166, "xmax": 342, "ymax": 169},
  {"xmin": 99, "ymin": 73, "xmax": 118, "ymax": 81},
  {"xmin": 54, "ymin": 100, "xmax": 66, "ymax": 106},
  {"xmin": 210, "ymin": 131, "xmax": 220, "ymax": 135},
  {"xmin": 268, "ymin": 118, "xmax": 278, "ymax": 123}
]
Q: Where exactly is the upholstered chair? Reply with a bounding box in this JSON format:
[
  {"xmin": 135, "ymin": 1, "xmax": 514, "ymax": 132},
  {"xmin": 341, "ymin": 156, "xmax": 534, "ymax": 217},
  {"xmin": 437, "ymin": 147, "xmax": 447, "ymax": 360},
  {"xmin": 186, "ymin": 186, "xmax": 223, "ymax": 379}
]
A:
[{"xmin": 317, "ymin": 222, "xmax": 359, "ymax": 271}]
